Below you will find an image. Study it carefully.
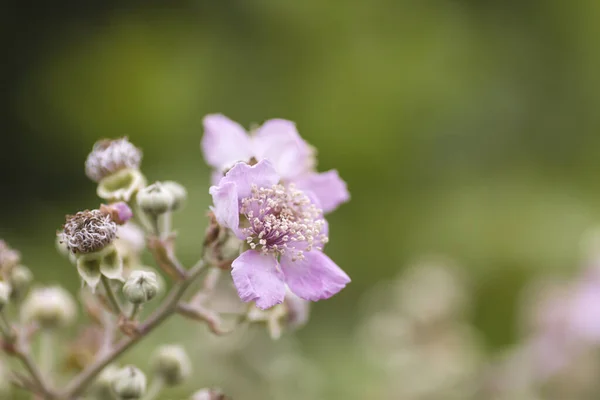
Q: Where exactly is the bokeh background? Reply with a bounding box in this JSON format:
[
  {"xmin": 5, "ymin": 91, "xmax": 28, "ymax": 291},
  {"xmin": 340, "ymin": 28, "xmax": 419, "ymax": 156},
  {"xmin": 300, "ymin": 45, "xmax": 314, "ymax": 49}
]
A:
[{"xmin": 3, "ymin": 1, "xmax": 600, "ymax": 399}]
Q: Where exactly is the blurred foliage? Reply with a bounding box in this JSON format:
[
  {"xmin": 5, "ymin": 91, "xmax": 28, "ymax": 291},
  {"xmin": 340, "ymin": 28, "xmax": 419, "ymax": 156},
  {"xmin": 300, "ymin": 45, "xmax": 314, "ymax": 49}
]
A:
[{"xmin": 3, "ymin": 0, "xmax": 600, "ymax": 398}]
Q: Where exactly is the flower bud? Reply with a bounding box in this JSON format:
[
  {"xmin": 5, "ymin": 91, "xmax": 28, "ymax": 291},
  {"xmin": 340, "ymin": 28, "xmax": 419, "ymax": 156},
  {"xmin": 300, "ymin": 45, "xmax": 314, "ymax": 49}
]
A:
[
  {"xmin": 162, "ymin": 181, "xmax": 187, "ymax": 211},
  {"xmin": 0, "ymin": 282, "xmax": 11, "ymax": 310},
  {"xmin": 61, "ymin": 210, "xmax": 118, "ymax": 255},
  {"xmin": 122, "ymin": 270, "xmax": 159, "ymax": 304},
  {"xmin": 190, "ymin": 388, "xmax": 228, "ymax": 400},
  {"xmin": 0, "ymin": 240, "xmax": 20, "ymax": 273},
  {"xmin": 151, "ymin": 344, "xmax": 192, "ymax": 386},
  {"xmin": 88, "ymin": 364, "xmax": 120, "ymax": 400},
  {"xmin": 85, "ymin": 138, "xmax": 142, "ymax": 183},
  {"xmin": 100, "ymin": 202, "xmax": 133, "ymax": 225},
  {"xmin": 21, "ymin": 286, "xmax": 76, "ymax": 329},
  {"xmin": 111, "ymin": 365, "xmax": 146, "ymax": 400},
  {"xmin": 8, "ymin": 265, "xmax": 32, "ymax": 301},
  {"xmin": 136, "ymin": 183, "xmax": 175, "ymax": 216}
]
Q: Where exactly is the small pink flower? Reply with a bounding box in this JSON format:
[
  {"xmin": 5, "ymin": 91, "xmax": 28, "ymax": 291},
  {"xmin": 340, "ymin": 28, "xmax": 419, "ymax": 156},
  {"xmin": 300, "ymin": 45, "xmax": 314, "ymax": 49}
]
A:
[
  {"xmin": 209, "ymin": 160, "xmax": 350, "ymax": 309},
  {"xmin": 201, "ymin": 114, "xmax": 350, "ymax": 213}
]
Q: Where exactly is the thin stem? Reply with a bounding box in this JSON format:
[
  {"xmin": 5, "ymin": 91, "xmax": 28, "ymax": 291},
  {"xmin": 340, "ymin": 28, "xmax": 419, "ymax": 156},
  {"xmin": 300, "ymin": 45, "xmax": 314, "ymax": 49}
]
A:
[
  {"xmin": 160, "ymin": 212, "xmax": 172, "ymax": 240},
  {"xmin": 61, "ymin": 259, "xmax": 207, "ymax": 399},
  {"xmin": 129, "ymin": 304, "xmax": 140, "ymax": 321},
  {"xmin": 141, "ymin": 377, "xmax": 164, "ymax": 400},
  {"xmin": 101, "ymin": 276, "xmax": 122, "ymax": 316},
  {"xmin": 38, "ymin": 331, "xmax": 54, "ymax": 382}
]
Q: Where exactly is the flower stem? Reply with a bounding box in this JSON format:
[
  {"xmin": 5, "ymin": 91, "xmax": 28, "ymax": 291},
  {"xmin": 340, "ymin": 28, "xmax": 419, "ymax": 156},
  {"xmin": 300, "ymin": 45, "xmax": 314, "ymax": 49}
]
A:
[
  {"xmin": 61, "ymin": 259, "xmax": 207, "ymax": 400},
  {"xmin": 101, "ymin": 275, "xmax": 123, "ymax": 316},
  {"xmin": 129, "ymin": 304, "xmax": 140, "ymax": 320},
  {"xmin": 141, "ymin": 377, "xmax": 164, "ymax": 400},
  {"xmin": 38, "ymin": 331, "xmax": 54, "ymax": 382}
]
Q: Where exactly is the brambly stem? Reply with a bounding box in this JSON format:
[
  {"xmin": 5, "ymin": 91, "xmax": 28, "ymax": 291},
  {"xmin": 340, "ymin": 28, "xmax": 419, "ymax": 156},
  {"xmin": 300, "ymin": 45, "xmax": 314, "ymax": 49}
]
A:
[{"xmin": 60, "ymin": 259, "xmax": 207, "ymax": 400}]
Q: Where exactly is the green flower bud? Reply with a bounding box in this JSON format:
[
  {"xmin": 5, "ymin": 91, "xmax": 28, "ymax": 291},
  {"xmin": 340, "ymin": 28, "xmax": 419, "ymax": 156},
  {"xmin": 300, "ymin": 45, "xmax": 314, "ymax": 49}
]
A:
[
  {"xmin": 111, "ymin": 366, "xmax": 146, "ymax": 400},
  {"xmin": 21, "ymin": 286, "xmax": 76, "ymax": 329},
  {"xmin": 162, "ymin": 181, "xmax": 187, "ymax": 211},
  {"xmin": 0, "ymin": 282, "xmax": 11, "ymax": 310},
  {"xmin": 8, "ymin": 265, "xmax": 32, "ymax": 301},
  {"xmin": 122, "ymin": 271, "xmax": 159, "ymax": 304},
  {"xmin": 88, "ymin": 365, "xmax": 120, "ymax": 400},
  {"xmin": 136, "ymin": 183, "xmax": 175, "ymax": 216},
  {"xmin": 151, "ymin": 345, "xmax": 192, "ymax": 386}
]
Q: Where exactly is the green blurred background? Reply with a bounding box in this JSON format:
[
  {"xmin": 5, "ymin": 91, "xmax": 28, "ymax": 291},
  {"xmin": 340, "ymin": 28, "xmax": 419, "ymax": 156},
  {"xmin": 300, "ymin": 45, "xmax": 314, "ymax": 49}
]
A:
[{"xmin": 3, "ymin": 0, "xmax": 600, "ymax": 398}]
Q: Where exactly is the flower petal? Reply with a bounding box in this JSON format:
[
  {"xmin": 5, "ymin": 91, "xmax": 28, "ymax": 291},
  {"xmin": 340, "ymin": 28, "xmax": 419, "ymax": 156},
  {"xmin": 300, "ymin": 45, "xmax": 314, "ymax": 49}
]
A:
[
  {"xmin": 253, "ymin": 119, "xmax": 315, "ymax": 180},
  {"xmin": 295, "ymin": 170, "xmax": 350, "ymax": 213},
  {"xmin": 231, "ymin": 250, "xmax": 286, "ymax": 310},
  {"xmin": 280, "ymin": 251, "xmax": 350, "ymax": 301},
  {"xmin": 201, "ymin": 114, "xmax": 253, "ymax": 170},
  {"xmin": 219, "ymin": 160, "xmax": 280, "ymax": 200},
  {"xmin": 209, "ymin": 181, "xmax": 241, "ymax": 237}
]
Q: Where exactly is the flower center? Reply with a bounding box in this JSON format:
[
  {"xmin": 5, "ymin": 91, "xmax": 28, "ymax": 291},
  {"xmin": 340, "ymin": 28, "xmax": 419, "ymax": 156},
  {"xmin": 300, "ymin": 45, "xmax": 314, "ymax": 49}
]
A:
[{"xmin": 240, "ymin": 184, "xmax": 328, "ymax": 260}]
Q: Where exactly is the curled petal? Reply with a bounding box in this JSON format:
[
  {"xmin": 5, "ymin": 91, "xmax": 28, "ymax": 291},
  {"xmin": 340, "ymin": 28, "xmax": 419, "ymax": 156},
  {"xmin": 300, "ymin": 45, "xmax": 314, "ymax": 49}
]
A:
[
  {"xmin": 219, "ymin": 160, "xmax": 280, "ymax": 200},
  {"xmin": 253, "ymin": 119, "xmax": 315, "ymax": 180},
  {"xmin": 231, "ymin": 250, "xmax": 286, "ymax": 310},
  {"xmin": 295, "ymin": 170, "xmax": 350, "ymax": 213},
  {"xmin": 209, "ymin": 182, "xmax": 242, "ymax": 237},
  {"xmin": 281, "ymin": 251, "xmax": 350, "ymax": 301},
  {"xmin": 201, "ymin": 114, "xmax": 253, "ymax": 170}
]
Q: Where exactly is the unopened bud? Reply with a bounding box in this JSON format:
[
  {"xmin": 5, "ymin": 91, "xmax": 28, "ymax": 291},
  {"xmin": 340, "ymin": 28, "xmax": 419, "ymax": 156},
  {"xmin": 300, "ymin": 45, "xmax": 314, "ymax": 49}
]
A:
[
  {"xmin": 122, "ymin": 271, "xmax": 158, "ymax": 304},
  {"xmin": 162, "ymin": 181, "xmax": 187, "ymax": 211},
  {"xmin": 190, "ymin": 388, "xmax": 228, "ymax": 400},
  {"xmin": 9, "ymin": 265, "xmax": 32, "ymax": 301},
  {"xmin": 21, "ymin": 286, "xmax": 76, "ymax": 329},
  {"xmin": 137, "ymin": 183, "xmax": 175, "ymax": 216},
  {"xmin": 151, "ymin": 344, "xmax": 192, "ymax": 386},
  {"xmin": 0, "ymin": 282, "xmax": 11, "ymax": 310},
  {"xmin": 111, "ymin": 365, "xmax": 146, "ymax": 400},
  {"xmin": 89, "ymin": 364, "xmax": 120, "ymax": 400},
  {"xmin": 85, "ymin": 138, "xmax": 142, "ymax": 183},
  {"xmin": 100, "ymin": 202, "xmax": 133, "ymax": 225}
]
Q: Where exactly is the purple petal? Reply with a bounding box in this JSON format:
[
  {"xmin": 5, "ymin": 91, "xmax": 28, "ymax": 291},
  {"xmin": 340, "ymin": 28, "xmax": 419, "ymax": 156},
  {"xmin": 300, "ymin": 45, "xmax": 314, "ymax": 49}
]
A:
[
  {"xmin": 295, "ymin": 170, "xmax": 350, "ymax": 213},
  {"xmin": 113, "ymin": 202, "xmax": 133, "ymax": 223},
  {"xmin": 253, "ymin": 119, "xmax": 315, "ymax": 180},
  {"xmin": 231, "ymin": 250, "xmax": 286, "ymax": 310},
  {"xmin": 201, "ymin": 114, "xmax": 253, "ymax": 170},
  {"xmin": 209, "ymin": 181, "xmax": 241, "ymax": 237},
  {"xmin": 219, "ymin": 160, "xmax": 280, "ymax": 199},
  {"xmin": 280, "ymin": 251, "xmax": 350, "ymax": 302}
]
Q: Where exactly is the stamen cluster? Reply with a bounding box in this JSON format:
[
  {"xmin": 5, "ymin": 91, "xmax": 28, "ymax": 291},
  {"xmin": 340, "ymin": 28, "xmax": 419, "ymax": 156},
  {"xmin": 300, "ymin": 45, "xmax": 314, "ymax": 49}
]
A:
[
  {"xmin": 61, "ymin": 210, "xmax": 117, "ymax": 254},
  {"xmin": 85, "ymin": 137, "xmax": 142, "ymax": 182},
  {"xmin": 240, "ymin": 184, "xmax": 328, "ymax": 261}
]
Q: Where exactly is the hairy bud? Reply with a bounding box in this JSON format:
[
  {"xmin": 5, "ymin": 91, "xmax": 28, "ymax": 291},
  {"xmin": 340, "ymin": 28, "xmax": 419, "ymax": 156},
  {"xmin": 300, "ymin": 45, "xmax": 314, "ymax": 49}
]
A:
[
  {"xmin": 122, "ymin": 270, "xmax": 159, "ymax": 304},
  {"xmin": 137, "ymin": 183, "xmax": 175, "ymax": 216},
  {"xmin": 21, "ymin": 286, "xmax": 76, "ymax": 329},
  {"xmin": 8, "ymin": 265, "xmax": 33, "ymax": 301},
  {"xmin": 111, "ymin": 365, "xmax": 147, "ymax": 400},
  {"xmin": 85, "ymin": 138, "xmax": 142, "ymax": 183},
  {"xmin": 61, "ymin": 210, "xmax": 118, "ymax": 255},
  {"xmin": 162, "ymin": 181, "xmax": 187, "ymax": 211},
  {"xmin": 151, "ymin": 344, "xmax": 192, "ymax": 386}
]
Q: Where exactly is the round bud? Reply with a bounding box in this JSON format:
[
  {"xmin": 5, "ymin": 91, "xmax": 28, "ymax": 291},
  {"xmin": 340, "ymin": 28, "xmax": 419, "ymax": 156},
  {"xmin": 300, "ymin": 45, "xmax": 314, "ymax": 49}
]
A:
[
  {"xmin": 0, "ymin": 282, "xmax": 11, "ymax": 310},
  {"xmin": 151, "ymin": 344, "xmax": 192, "ymax": 386},
  {"xmin": 21, "ymin": 286, "xmax": 76, "ymax": 329},
  {"xmin": 122, "ymin": 270, "xmax": 159, "ymax": 304},
  {"xmin": 162, "ymin": 181, "xmax": 187, "ymax": 211},
  {"xmin": 191, "ymin": 388, "xmax": 227, "ymax": 400},
  {"xmin": 111, "ymin": 365, "xmax": 146, "ymax": 400},
  {"xmin": 89, "ymin": 364, "xmax": 120, "ymax": 400},
  {"xmin": 136, "ymin": 183, "xmax": 175, "ymax": 216},
  {"xmin": 85, "ymin": 138, "xmax": 142, "ymax": 183},
  {"xmin": 9, "ymin": 265, "xmax": 33, "ymax": 296},
  {"xmin": 61, "ymin": 209, "xmax": 117, "ymax": 255}
]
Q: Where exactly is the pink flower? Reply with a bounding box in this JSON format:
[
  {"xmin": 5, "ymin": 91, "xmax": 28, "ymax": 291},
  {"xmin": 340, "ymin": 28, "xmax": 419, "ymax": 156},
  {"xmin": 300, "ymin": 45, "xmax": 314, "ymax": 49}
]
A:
[
  {"xmin": 201, "ymin": 114, "xmax": 349, "ymax": 213},
  {"xmin": 209, "ymin": 160, "xmax": 350, "ymax": 309}
]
